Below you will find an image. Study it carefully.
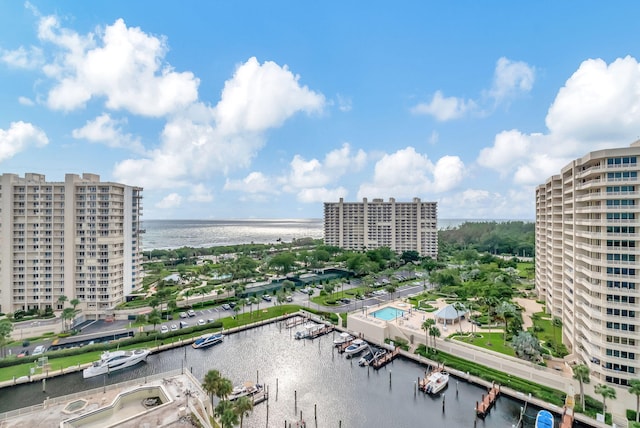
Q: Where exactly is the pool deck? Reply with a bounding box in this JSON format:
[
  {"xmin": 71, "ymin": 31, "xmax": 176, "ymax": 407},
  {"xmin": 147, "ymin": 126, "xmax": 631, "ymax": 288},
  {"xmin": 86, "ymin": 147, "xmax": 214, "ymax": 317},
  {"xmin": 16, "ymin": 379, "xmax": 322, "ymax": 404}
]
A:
[{"xmin": 0, "ymin": 369, "xmax": 212, "ymax": 428}]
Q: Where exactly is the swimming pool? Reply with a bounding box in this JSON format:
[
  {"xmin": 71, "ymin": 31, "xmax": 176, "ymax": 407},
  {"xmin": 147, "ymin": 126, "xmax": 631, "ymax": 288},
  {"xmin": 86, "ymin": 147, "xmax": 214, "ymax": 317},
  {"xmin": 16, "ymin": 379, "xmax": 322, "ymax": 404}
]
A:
[{"xmin": 370, "ymin": 307, "xmax": 405, "ymax": 321}]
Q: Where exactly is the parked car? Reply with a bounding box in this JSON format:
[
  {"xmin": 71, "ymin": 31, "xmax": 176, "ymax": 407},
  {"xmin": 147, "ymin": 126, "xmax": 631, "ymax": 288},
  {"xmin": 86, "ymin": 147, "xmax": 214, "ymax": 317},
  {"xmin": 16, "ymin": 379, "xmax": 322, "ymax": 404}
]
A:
[
  {"xmin": 262, "ymin": 294, "xmax": 272, "ymax": 302},
  {"xmin": 197, "ymin": 319, "xmax": 206, "ymax": 326},
  {"xmin": 179, "ymin": 312, "xmax": 188, "ymax": 319},
  {"xmin": 228, "ymin": 302, "xmax": 237, "ymax": 308},
  {"xmin": 286, "ymin": 295, "xmax": 293, "ymax": 302},
  {"xmin": 170, "ymin": 324, "xmax": 178, "ymax": 331},
  {"xmin": 161, "ymin": 325, "xmax": 169, "ymax": 334},
  {"xmin": 187, "ymin": 309, "xmax": 196, "ymax": 317},
  {"xmin": 221, "ymin": 303, "xmax": 231, "ymax": 310},
  {"xmin": 33, "ymin": 345, "xmax": 46, "ymax": 356},
  {"xmin": 207, "ymin": 318, "xmax": 215, "ymax": 324},
  {"xmin": 340, "ymin": 298, "xmax": 351, "ymax": 304},
  {"xmin": 179, "ymin": 321, "xmax": 189, "ymax": 329}
]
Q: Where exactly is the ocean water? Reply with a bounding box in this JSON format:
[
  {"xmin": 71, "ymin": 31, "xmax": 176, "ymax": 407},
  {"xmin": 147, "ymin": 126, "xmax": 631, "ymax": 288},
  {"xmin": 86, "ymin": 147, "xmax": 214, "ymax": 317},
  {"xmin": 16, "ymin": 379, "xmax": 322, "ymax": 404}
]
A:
[{"xmin": 142, "ymin": 218, "xmax": 530, "ymax": 250}]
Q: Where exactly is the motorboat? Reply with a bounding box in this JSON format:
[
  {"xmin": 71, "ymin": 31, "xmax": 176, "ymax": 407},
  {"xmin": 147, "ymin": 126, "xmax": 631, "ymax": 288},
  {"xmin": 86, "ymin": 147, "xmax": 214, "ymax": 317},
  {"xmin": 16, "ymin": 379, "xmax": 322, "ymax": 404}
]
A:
[
  {"xmin": 192, "ymin": 333, "xmax": 224, "ymax": 349},
  {"xmin": 535, "ymin": 410, "xmax": 554, "ymax": 428},
  {"xmin": 82, "ymin": 349, "xmax": 150, "ymax": 379},
  {"xmin": 333, "ymin": 332, "xmax": 353, "ymax": 346},
  {"xmin": 229, "ymin": 381, "xmax": 264, "ymax": 401},
  {"xmin": 423, "ymin": 370, "xmax": 449, "ymax": 394},
  {"xmin": 343, "ymin": 339, "xmax": 368, "ymax": 357},
  {"xmin": 294, "ymin": 322, "xmax": 321, "ymax": 340}
]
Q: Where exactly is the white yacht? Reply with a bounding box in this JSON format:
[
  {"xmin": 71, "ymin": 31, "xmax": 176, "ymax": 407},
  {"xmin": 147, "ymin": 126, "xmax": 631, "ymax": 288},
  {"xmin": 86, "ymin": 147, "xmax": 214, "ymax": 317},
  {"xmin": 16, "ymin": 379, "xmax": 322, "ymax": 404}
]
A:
[
  {"xmin": 343, "ymin": 339, "xmax": 368, "ymax": 357},
  {"xmin": 423, "ymin": 370, "xmax": 449, "ymax": 394},
  {"xmin": 294, "ymin": 322, "xmax": 321, "ymax": 339},
  {"xmin": 83, "ymin": 349, "xmax": 150, "ymax": 379},
  {"xmin": 192, "ymin": 333, "xmax": 224, "ymax": 349},
  {"xmin": 333, "ymin": 332, "xmax": 353, "ymax": 346},
  {"xmin": 229, "ymin": 381, "xmax": 264, "ymax": 401}
]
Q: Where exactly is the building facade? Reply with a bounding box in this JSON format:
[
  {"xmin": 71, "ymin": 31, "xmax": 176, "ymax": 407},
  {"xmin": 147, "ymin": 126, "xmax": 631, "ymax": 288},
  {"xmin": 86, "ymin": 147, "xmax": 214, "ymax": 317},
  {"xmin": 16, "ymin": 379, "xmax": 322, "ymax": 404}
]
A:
[
  {"xmin": 323, "ymin": 197, "xmax": 437, "ymax": 258},
  {"xmin": 0, "ymin": 173, "xmax": 143, "ymax": 315},
  {"xmin": 535, "ymin": 142, "xmax": 640, "ymax": 386}
]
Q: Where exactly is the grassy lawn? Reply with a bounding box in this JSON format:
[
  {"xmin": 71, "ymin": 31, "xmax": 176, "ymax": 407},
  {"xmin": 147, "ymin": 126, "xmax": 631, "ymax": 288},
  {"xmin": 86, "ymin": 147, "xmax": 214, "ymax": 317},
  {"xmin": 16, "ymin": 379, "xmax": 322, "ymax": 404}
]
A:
[
  {"xmin": 310, "ymin": 287, "xmax": 367, "ymax": 306},
  {"xmin": 452, "ymin": 332, "xmax": 516, "ymax": 357}
]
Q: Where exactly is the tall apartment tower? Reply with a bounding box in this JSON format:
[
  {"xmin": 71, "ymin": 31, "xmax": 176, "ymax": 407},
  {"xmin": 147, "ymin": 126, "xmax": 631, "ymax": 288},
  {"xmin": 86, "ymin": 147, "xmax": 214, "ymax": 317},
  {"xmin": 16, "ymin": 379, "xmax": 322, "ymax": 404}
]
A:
[
  {"xmin": 535, "ymin": 141, "xmax": 640, "ymax": 386},
  {"xmin": 0, "ymin": 173, "xmax": 143, "ymax": 315},
  {"xmin": 323, "ymin": 197, "xmax": 437, "ymax": 258}
]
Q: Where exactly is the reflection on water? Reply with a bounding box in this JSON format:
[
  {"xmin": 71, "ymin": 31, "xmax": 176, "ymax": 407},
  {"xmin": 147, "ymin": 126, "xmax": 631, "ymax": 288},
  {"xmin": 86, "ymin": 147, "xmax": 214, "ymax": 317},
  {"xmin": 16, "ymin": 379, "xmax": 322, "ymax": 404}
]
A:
[{"xmin": 0, "ymin": 322, "xmax": 584, "ymax": 427}]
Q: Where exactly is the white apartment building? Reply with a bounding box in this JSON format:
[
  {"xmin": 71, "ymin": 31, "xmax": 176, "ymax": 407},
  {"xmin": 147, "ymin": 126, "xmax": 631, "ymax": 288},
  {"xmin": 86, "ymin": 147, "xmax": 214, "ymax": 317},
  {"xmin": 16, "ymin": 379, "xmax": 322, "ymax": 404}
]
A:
[
  {"xmin": 324, "ymin": 197, "xmax": 437, "ymax": 258},
  {"xmin": 0, "ymin": 173, "xmax": 143, "ymax": 315},
  {"xmin": 535, "ymin": 142, "xmax": 640, "ymax": 386}
]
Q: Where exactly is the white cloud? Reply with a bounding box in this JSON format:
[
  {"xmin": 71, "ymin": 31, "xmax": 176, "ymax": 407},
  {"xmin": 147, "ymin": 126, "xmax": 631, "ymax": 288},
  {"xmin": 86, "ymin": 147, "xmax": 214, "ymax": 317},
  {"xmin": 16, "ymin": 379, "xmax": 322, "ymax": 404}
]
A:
[
  {"xmin": 214, "ymin": 57, "xmax": 325, "ymax": 135},
  {"xmin": 297, "ymin": 186, "xmax": 348, "ymax": 203},
  {"xmin": 187, "ymin": 183, "xmax": 213, "ymax": 202},
  {"xmin": 38, "ymin": 15, "xmax": 199, "ymax": 116},
  {"xmin": 0, "ymin": 121, "xmax": 49, "ymax": 162},
  {"xmin": 18, "ymin": 96, "xmax": 35, "ymax": 106},
  {"xmin": 114, "ymin": 58, "xmax": 326, "ymax": 190},
  {"xmin": 476, "ymin": 56, "xmax": 640, "ymax": 188},
  {"xmin": 0, "ymin": 46, "xmax": 44, "ymax": 69},
  {"xmin": 411, "ymin": 90, "xmax": 476, "ymax": 121},
  {"xmin": 428, "ymin": 130, "xmax": 439, "ymax": 145},
  {"xmin": 336, "ymin": 94, "xmax": 352, "ymax": 112},
  {"xmin": 72, "ymin": 113, "xmax": 145, "ymax": 153},
  {"xmin": 224, "ymin": 172, "xmax": 278, "ymax": 194},
  {"xmin": 487, "ymin": 57, "xmax": 535, "ymax": 102},
  {"xmin": 357, "ymin": 147, "xmax": 464, "ymax": 198},
  {"xmin": 155, "ymin": 193, "xmax": 182, "ymax": 209}
]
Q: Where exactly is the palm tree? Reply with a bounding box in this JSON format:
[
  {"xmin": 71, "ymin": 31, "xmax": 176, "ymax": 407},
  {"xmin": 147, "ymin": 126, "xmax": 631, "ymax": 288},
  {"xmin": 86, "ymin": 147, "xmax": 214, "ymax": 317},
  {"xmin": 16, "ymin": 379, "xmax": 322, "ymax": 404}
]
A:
[
  {"xmin": 217, "ymin": 378, "xmax": 233, "ymax": 401},
  {"xmin": 215, "ymin": 399, "xmax": 238, "ymax": 428},
  {"xmin": 202, "ymin": 369, "xmax": 222, "ymax": 410},
  {"xmin": 234, "ymin": 396, "xmax": 254, "ymax": 428},
  {"xmin": 57, "ymin": 295, "xmax": 68, "ymax": 330},
  {"xmin": 629, "ymin": 379, "xmax": 640, "ymax": 422},
  {"xmin": 70, "ymin": 298, "xmax": 80, "ymax": 311},
  {"xmin": 453, "ymin": 302, "xmax": 466, "ymax": 334},
  {"xmin": 572, "ymin": 364, "xmax": 590, "ymax": 410},
  {"xmin": 495, "ymin": 301, "xmax": 516, "ymax": 344},
  {"xmin": 421, "ymin": 319, "xmax": 435, "ymax": 351},
  {"xmin": 595, "ymin": 383, "xmax": 616, "ymax": 415},
  {"xmin": 429, "ymin": 326, "xmax": 441, "ymax": 351},
  {"xmin": 148, "ymin": 309, "xmax": 162, "ymax": 331}
]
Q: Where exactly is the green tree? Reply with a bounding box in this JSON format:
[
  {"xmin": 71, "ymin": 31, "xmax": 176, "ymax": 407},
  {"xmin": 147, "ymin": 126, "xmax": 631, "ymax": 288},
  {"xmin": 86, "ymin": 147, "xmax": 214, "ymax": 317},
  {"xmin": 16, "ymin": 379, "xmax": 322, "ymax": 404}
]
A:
[
  {"xmin": 511, "ymin": 331, "xmax": 541, "ymax": 362},
  {"xmin": 62, "ymin": 307, "xmax": 77, "ymax": 332},
  {"xmin": 495, "ymin": 301, "xmax": 516, "ymax": 344},
  {"xmin": 629, "ymin": 379, "xmax": 640, "ymax": 423},
  {"xmin": 421, "ymin": 318, "xmax": 435, "ymax": 351},
  {"xmin": 0, "ymin": 320, "xmax": 13, "ymax": 358},
  {"xmin": 217, "ymin": 378, "xmax": 233, "ymax": 400},
  {"xmin": 215, "ymin": 399, "xmax": 238, "ymax": 428},
  {"xmin": 572, "ymin": 364, "xmax": 590, "ymax": 410},
  {"xmin": 595, "ymin": 383, "xmax": 616, "ymax": 415},
  {"xmin": 429, "ymin": 326, "xmax": 441, "ymax": 351},
  {"xmin": 148, "ymin": 309, "xmax": 162, "ymax": 331},
  {"xmin": 268, "ymin": 252, "xmax": 296, "ymax": 274},
  {"xmin": 202, "ymin": 369, "xmax": 222, "ymax": 410},
  {"xmin": 453, "ymin": 302, "xmax": 466, "ymax": 334},
  {"xmin": 70, "ymin": 298, "xmax": 80, "ymax": 311},
  {"xmin": 234, "ymin": 396, "xmax": 254, "ymax": 428}
]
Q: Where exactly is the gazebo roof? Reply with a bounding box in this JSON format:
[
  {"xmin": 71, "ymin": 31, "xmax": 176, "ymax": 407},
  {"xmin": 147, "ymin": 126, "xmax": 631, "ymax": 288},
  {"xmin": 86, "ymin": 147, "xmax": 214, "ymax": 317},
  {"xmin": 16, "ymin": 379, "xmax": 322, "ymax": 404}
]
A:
[{"xmin": 433, "ymin": 304, "xmax": 467, "ymax": 320}]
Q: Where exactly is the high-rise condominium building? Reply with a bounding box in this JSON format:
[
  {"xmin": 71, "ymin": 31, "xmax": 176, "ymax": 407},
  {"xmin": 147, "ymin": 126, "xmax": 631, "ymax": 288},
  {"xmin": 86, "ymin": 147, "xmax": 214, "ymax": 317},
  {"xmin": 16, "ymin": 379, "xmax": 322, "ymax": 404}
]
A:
[
  {"xmin": 535, "ymin": 141, "xmax": 640, "ymax": 386},
  {"xmin": 0, "ymin": 173, "xmax": 143, "ymax": 315},
  {"xmin": 324, "ymin": 197, "xmax": 437, "ymax": 258}
]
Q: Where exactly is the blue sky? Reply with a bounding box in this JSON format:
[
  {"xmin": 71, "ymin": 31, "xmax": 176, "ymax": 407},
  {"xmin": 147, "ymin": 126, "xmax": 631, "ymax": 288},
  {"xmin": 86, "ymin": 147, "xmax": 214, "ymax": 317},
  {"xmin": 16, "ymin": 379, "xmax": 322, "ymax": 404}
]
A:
[{"xmin": 2, "ymin": 2, "xmax": 640, "ymax": 220}]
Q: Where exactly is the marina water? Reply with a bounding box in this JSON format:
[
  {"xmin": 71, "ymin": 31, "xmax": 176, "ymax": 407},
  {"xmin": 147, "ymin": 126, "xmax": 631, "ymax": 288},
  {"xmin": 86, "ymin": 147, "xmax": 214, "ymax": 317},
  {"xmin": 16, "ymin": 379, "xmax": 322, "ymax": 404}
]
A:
[{"xmin": 0, "ymin": 321, "xmax": 579, "ymax": 427}]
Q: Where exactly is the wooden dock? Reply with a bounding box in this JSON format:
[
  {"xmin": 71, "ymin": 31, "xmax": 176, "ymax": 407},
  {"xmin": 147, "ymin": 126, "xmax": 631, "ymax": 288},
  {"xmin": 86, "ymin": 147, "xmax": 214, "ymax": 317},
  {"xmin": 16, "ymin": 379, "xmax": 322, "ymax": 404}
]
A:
[
  {"xmin": 559, "ymin": 406, "xmax": 574, "ymax": 428},
  {"xmin": 371, "ymin": 347, "xmax": 400, "ymax": 369},
  {"xmin": 307, "ymin": 324, "xmax": 334, "ymax": 339},
  {"xmin": 285, "ymin": 316, "xmax": 307, "ymax": 329},
  {"xmin": 475, "ymin": 383, "xmax": 500, "ymax": 419}
]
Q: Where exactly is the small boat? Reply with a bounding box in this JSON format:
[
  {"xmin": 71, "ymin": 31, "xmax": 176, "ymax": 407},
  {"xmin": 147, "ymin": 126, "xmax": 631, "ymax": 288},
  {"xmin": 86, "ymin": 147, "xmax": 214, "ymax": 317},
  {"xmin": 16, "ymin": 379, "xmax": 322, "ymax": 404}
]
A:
[
  {"xmin": 192, "ymin": 333, "xmax": 224, "ymax": 349},
  {"xmin": 358, "ymin": 347, "xmax": 387, "ymax": 366},
  {"xmin": 423, "ymin": 370, "xmax": 449, "ymax": 394},
  {"xmin": 344, "ymin": 339, "xmax": 368, "ymax": 357},
  {"xmin": 229, "ymin": 381, "xmax": 264, "ymax": 401},
  {"xmin": 83, "ymin": 349, "xmax": 150, "ymax": 379},
  {"xmin": 333, "ymin": 332, "xmax": 353, "ymax": 346},
  {"xmin": 294, "ymin": 322, "xmax": 321, "ymax": 340},
  {"xmin": 535, "ymin": 410, "xmax": 554, "ymax": 428}
]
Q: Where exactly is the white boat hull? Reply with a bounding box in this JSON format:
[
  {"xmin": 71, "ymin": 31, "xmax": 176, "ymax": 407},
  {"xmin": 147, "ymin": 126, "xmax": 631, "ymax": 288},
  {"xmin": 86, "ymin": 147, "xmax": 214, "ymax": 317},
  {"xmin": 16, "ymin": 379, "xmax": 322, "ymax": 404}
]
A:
[{"xmin": 83, "ymin": 349, "xmax": 150, "ymax": 379}]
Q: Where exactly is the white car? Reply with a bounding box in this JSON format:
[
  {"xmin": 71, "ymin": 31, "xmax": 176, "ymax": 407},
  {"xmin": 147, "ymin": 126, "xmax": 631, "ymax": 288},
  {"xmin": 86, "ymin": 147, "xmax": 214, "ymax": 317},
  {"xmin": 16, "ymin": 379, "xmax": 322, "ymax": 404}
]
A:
[
  {"xmin": 197, "ymin": 319, "xmax": 206, "ymax": 326},
  {"xmin": 160, "ymin": 325, "xmax": 169, "ymax": 334},
  {"xmin": 170, "ymin": 324, "xmax": 178, "ymax": 331},
  {"xmin": 33, "ymin": 345, "xmax": 46, "ymax": 356},
  {"xmin": 187, "ymin": 309, "xmax": 196, "ymax": 317}
]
